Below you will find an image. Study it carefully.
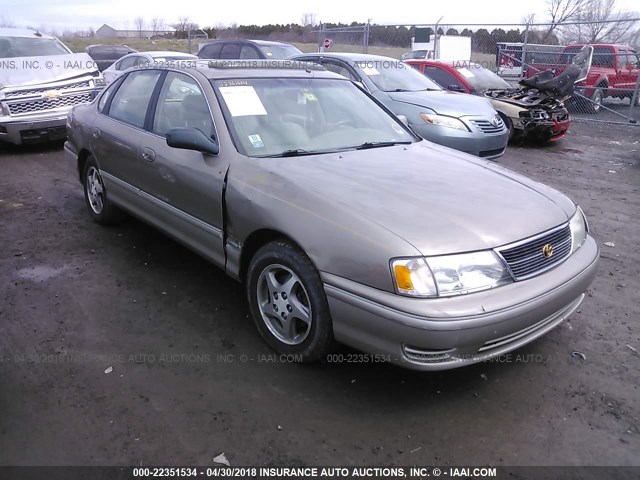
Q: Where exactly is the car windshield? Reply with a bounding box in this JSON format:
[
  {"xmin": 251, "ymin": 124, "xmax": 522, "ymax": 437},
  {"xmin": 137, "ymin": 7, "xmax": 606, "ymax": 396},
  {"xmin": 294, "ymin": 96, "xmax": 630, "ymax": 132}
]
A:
[
  {"xmin": 0, "ymin": 36, "xmax": 70, "ymax": 58},
  {"xmin": 258, "ymin": 44, "xmax": 303, "ymax": 59},
  {"xmin": 455, "ymin": 64, "xmax": 511, "ymax": 91},
  {"xmin": 354, "ymin": 60, "xmax": 441, "ymax": 92},
  {"xmin": 212, "ymin": 77, "xmax": 416, "ymax": 157}
]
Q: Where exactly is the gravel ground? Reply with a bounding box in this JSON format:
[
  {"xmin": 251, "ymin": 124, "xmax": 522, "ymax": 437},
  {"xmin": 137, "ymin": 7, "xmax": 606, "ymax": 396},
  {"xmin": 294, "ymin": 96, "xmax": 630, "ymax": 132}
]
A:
[{"xmin": 0, "ymin": 121, "xmax": 638, "ymax": 470}]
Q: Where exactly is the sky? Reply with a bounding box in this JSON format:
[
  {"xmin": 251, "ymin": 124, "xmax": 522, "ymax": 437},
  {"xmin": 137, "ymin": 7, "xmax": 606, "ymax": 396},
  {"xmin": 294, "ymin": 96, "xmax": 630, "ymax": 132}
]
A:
[{"xmin": 1, "ymin": 0, "xmax": 638, "ymax": 32}]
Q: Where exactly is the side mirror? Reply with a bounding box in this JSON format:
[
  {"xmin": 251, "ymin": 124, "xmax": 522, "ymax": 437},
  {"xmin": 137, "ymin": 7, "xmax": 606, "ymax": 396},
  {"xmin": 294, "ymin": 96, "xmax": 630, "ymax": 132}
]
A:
[
  {"xmin": 166, "ymin": 127, "xmax": 219, "ymax": 155},
  {"xmin": 448, "ymin": 84, "xmax": 466, "ymax": 92},
  {"xmin": 396, "ymin": 115, "xmax": 409, "ymax": 126}
]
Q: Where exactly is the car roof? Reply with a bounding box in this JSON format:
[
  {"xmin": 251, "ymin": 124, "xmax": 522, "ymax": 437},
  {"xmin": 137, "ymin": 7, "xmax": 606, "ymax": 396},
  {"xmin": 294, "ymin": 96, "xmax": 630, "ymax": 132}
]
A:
[
  {"xmin": 0, "ymin": 27, "xmax": 56, "ymax": 40},
  {"xmin": 201, "ymin": 39, "xmax": 295, "ymax": 47},
  {"xmin": 565, "ymin": 43, "xmax": 631, "ymax": 49},
  {"xmin": 295, "ymin": 52, "xmax": 401, "ymax": 63},
  {"xmin": 156, "ymin": 60, "xmax": 344, "ymax": 80},
  {"xmin": 87, "ymin": 44, "xmax": 135, "ymax": 50},
  {"xmin": 142, "ymin": 51, "xmax": 197, "ymax": 57},
  {"xmin": 405, "ymin": 59, "xmax": 482, "ymax": 68}
]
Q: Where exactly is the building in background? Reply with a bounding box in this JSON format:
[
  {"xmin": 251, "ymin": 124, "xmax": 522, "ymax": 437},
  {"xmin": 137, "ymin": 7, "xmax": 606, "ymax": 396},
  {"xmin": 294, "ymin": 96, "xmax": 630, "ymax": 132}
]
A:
[{"xmin": 95, "ymin": 24, "xmax": 175, "ymax": 39}]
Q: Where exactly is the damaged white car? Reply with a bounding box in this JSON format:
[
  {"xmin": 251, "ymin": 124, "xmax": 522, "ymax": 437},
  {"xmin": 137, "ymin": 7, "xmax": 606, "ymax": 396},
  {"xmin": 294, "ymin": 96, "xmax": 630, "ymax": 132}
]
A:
[{"xmin": 0, "ymin": 28, "xmax": 105, "ymax": 145}]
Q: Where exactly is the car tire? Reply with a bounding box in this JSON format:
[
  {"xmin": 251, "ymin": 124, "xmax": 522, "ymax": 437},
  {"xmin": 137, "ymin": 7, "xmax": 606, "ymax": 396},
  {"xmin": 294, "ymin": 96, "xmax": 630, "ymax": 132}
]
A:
[
  {"xmin": 82, "ymin": 156, "xmax": 124, "ymax": 225},
  {"xmin": 246, "ymin": 240, "xmax": 335, "ymax": 362},
  {"xmin": 586, "ymin": 87, "xmax": 604, "ymax": 114},
  {"xmin": 497, "ymin": 112, "xmax": 514, "ymax": 141}
]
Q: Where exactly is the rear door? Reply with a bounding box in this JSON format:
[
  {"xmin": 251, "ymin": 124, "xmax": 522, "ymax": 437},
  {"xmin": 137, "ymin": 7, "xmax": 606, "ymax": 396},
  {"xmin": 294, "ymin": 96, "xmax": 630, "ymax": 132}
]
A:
[{"xmin": 91, "ymin": 70, "xmax": 163, "ymax": 206}]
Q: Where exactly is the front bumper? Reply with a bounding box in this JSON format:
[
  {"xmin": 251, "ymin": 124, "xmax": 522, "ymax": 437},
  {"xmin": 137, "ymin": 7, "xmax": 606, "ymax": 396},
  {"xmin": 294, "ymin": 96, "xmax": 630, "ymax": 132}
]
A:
[
  {"xmin": 518, "ymin": 108, "xmax": 571, "ymax": 142},
  {"xmin": 322, "ymin": 235, "xmax": 599, "ymax": 371},
  {"xmin": 0, "ymin": 112, "xmax": 68, "ymax": 145},
  {"xmin": 410, "ymin": 121, "xmax": 509, "ymax": 160}
]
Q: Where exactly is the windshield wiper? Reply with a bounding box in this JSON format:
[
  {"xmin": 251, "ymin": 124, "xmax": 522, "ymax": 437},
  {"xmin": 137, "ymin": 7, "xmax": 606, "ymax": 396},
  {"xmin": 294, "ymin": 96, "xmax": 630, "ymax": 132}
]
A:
[
  {"xmin": 263, "ymin": 148, "xmax": 315, "ymax": 158},
  {"xmin": 355, "ymin": 141, "xmax": 412, "ymax": 150}
]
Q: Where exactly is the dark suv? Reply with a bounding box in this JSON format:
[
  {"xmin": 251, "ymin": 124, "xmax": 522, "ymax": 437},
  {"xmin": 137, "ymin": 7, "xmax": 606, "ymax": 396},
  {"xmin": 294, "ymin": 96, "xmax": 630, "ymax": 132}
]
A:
[
  {"xmin": 86, "ymin": 44, "xmax": 137, "ymax": 71},
  {"xmin": 197, "ymin": 39, "xmax": 301, "ymax": 60}
]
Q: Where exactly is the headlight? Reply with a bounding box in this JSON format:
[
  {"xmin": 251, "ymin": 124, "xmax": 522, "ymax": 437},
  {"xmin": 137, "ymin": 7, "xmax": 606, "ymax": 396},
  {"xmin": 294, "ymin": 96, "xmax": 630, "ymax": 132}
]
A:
[
  {"xmin": 94, "ymin": 76, "xmax": 106, "ymax": 88},
  {"xmin": 569, "ymin": 206, "xmax": 588, "ymax": 253},
  {"xmin": 427, "ymin": 251, "xmax": 512, "ymax": 296},
  {"xmin": 391, "ymin": 251, "xmax": 513, "ymax": 298},
  {"xmin": 420, "ymin": 113, "xmax": 469, "ymax": 132},
  {"xmin": 391, "ymin": 258, "xmax": 437, "ymax": 297}
]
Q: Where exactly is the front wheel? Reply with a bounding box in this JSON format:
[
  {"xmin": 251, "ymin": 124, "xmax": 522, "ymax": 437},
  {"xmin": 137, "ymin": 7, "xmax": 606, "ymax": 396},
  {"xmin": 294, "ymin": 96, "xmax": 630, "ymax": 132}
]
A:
[
  {"xmin": 497, "ymin": 112, "xmax": 514, "ymax": 141},
  {"xmin": 246, "ymin": 241, "xmax": 335, "ymax": 362}
]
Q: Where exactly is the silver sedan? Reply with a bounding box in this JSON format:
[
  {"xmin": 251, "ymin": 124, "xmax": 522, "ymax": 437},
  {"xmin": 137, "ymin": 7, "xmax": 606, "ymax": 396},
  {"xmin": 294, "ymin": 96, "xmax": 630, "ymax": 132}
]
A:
[
  {"xmin": 64, "ymin": 61, "xmax": 599, "ymax": 370},
  {"xmin": 293, "ymin": 53, "xmax": 510, "ymax": 159}
]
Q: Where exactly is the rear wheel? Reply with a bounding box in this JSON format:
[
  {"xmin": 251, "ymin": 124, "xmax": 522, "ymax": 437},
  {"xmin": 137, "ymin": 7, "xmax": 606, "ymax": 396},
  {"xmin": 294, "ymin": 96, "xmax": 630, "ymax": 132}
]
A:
[
  {"xmin": 586, "ymin": 87, "xmax": 604, "ymax": 114},
  {"xmin": 246, "ymin": 240, "xmax": 335, "ymax": 362},
  {"xmin": 82, "ymin": 156, "xmax": 124, "ymax": 225}
]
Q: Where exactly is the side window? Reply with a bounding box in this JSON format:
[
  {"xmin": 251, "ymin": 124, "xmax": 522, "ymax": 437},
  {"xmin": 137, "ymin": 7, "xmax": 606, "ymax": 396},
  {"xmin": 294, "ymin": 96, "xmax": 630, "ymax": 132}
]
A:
[
  {"xmin": 322, "ymin": 61, "xmax": 357, "ymax": 81},
  {"xmin": 98, "ymin": 79, "xmax": 122, "ymax": 112},
  {"xmin": 201, "ymin": 43, "xmax": 222, "ymax": 59},
  {"xmin": 220, "ymin": 43, "xmax": 241, "ymax": 59},
  {"xmin": 117, "ymin": 55, "xmax": 138, "ymax": 71},
  {"xmin": 619, "ymin": 50, "xmax": 629, "ymax": 69},
  {"xmin": 108, "ymin": 70, "xmax": 162, "ymax": 128},
  {"xmin": 630, "ymin": 50, "xmax": 640, "ymax": 68},
  {"xmin": 423, "ymin": 66, "xmax": 459, "ymax": 90},
  {"xmin": 593, "ymin": 47, "xmax": 614, "ymax": 68},
  {"xmin": 152, "ymin": 72, "xmax": 213, "ymax": 137},
  {"xmin": 240, "ymin": 45, "xmax": 261, "ymax": 59}
]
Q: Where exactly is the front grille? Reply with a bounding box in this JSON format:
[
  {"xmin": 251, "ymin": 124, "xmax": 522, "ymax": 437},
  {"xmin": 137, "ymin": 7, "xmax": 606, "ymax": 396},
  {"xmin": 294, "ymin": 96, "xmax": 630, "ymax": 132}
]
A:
[
  {"xmin": 497, "ymin": 224, "xmax": 572, "ymax": 280},
  {"xmin": 4, "ymin": 80, "xmax": 92, "ymax": 99},
  {"xmin": 7, "ymin": 93, "xmax": 93, "ymax": 115},
  {"xmin": 470, "ymin": 117, "xmax": 505, "ymax": 134}
]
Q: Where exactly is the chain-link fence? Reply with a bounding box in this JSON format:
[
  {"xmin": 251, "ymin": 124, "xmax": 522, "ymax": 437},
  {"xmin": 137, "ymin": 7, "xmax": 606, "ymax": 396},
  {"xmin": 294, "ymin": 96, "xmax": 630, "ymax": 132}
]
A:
[
  {"xmin": 315, "ymin": 19, "xmax": 639, "ymax": 125},
  {"xmin": 313, "ymin": 23, "xmax": 370, "ymax": 54}
]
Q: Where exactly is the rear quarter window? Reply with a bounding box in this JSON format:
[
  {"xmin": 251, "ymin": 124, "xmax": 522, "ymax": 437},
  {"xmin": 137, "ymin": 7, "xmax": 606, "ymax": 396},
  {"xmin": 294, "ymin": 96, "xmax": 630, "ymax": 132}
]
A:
[
  {"xmin": 199, "ymin": 43, "xmax": 222, "ymax": 59},
  {"xmin": 106, "ymin": 70, "xmax": 162, "ymax": 128}
]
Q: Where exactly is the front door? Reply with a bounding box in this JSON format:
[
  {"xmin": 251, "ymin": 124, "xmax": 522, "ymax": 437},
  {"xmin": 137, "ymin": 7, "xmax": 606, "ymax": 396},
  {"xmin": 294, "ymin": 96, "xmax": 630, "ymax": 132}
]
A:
[{"xmin": 137, "ymin": 71, "xmax": 229, "ymax": 268}]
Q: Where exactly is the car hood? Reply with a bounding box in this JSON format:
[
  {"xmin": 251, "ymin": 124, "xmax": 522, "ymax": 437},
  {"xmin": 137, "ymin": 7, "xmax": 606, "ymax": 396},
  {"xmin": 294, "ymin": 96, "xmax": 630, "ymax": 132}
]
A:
[
  {"xmin": 387, "ymin": 89, "xmax": 496, "ymax": 117},
  {"xmin": 264, "ymin": 141, "xmax": 576, "ymax": 256},
  {"xmin": 0, "ymin": 53, "xmax": 98, "ymax": 89}
]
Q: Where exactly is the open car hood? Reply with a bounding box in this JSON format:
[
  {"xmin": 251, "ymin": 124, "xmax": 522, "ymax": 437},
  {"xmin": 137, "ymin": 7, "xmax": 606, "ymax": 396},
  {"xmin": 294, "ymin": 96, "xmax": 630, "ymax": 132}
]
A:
[
  {"xmin": 0, "ymin": 53, "xmax": 98, "ymax": 89},
  {"xmin": 482, "ymin": 46, "xmax": 593, "ymax": 109},
  {"xmin": 519, "ymin": 45, "xmax": 593, "ymax": 98}
]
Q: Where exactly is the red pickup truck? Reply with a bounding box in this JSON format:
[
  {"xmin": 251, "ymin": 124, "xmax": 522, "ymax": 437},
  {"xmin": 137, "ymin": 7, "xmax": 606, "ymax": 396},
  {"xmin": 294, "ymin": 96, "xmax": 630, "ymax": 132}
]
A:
[{"xmin": 528, "ymin": 44, "xmax": 639, "ymax": 113}]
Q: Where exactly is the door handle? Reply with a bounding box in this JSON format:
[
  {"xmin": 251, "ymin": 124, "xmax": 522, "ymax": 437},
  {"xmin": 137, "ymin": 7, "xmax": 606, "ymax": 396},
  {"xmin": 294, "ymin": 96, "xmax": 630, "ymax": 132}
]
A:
[
  {"xmin": 92, "ymin": 128, "xmax": 101, "ymax": 138},
  {"xmin": 141, "ymin": 147, "xmax": 156, "ymax": 162}
]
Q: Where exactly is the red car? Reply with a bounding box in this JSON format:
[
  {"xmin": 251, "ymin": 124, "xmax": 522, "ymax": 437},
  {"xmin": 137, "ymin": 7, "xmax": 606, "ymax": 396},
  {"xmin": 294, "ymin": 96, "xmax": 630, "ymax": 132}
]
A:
[{"xmin": 405, "ymin": 59, "xmax": 573, "ymax": 144}]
